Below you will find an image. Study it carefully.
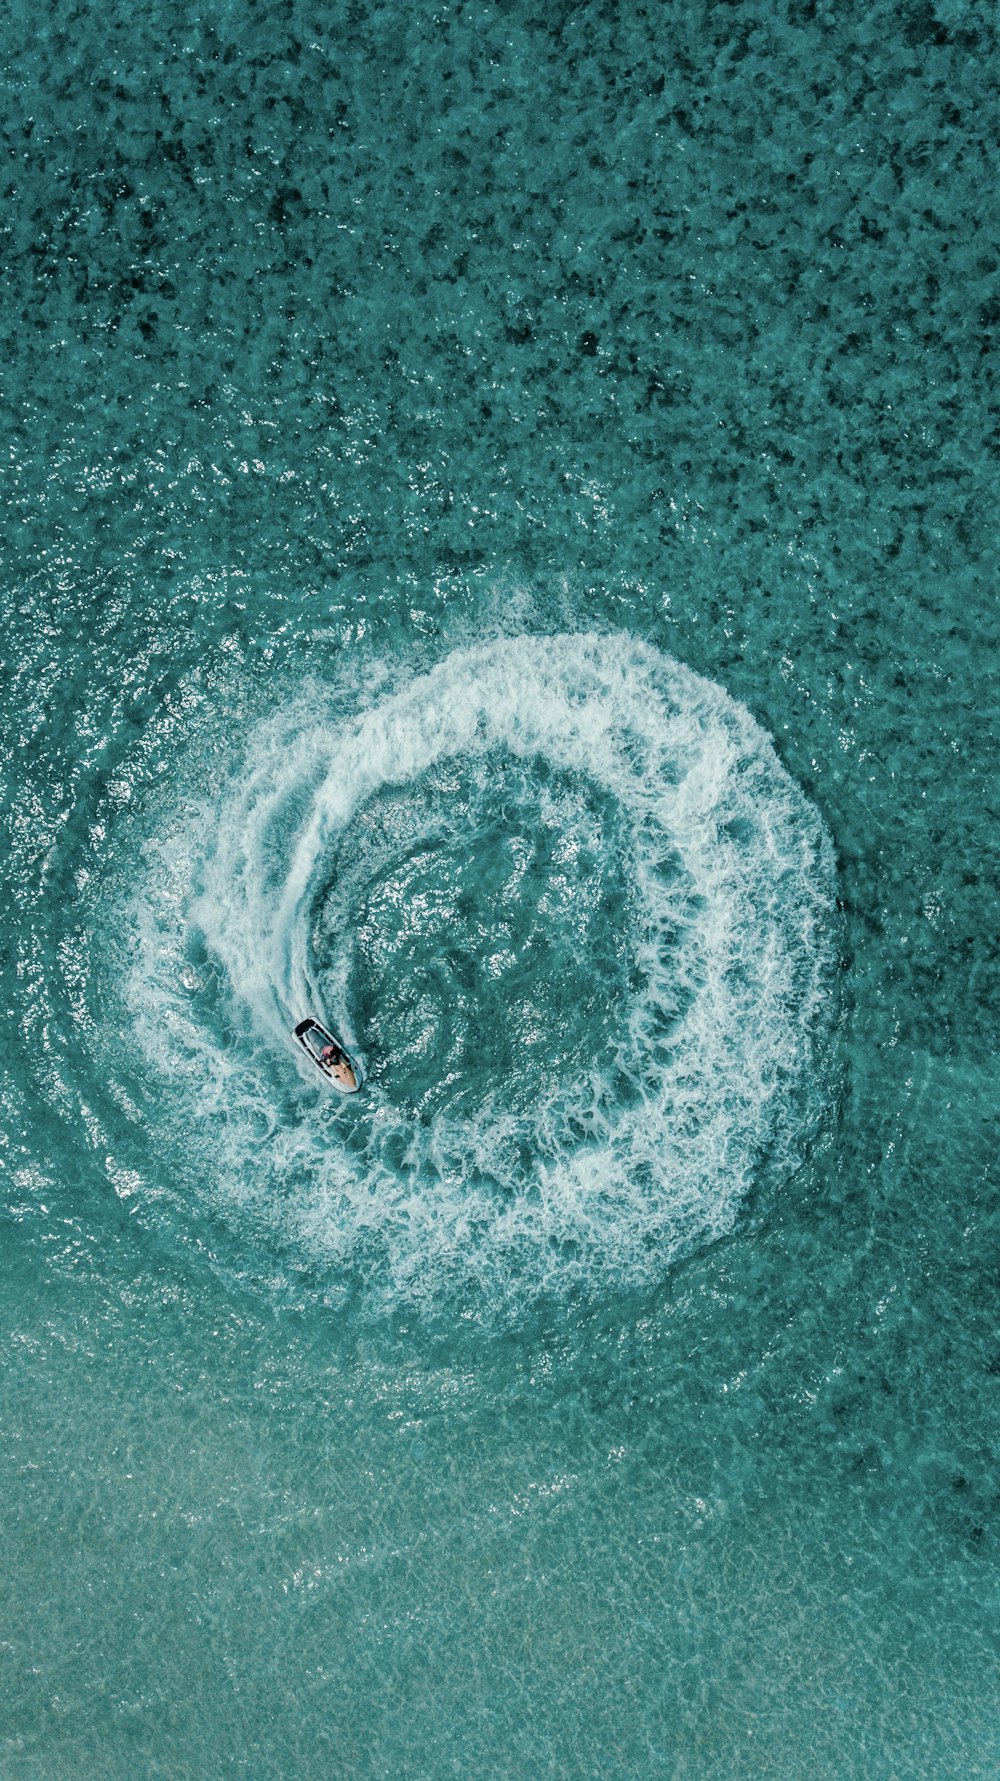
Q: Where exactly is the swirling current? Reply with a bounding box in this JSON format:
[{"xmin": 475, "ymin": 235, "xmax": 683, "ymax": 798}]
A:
[
  {"xmin": 57, "ymin": 631, "xmax": 834, "ymax": 1320},
  {"xmin": 5, "ymin": 1, "xmax": 999, "ymax": 1767}
]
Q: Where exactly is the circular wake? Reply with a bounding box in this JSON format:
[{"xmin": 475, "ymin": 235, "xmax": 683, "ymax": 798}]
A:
[{"xmin": 94, "ymin": 632, "xmax": 835, "ymax": 1317}]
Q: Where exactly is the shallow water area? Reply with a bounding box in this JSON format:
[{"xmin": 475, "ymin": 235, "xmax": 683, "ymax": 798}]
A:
[{"xmin": 2, "ymin": 0, "xmax": 998, "ymax": 1774}]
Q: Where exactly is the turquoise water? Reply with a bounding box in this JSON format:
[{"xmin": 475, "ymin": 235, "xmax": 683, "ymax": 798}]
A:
[{"xmin": 2, "ymin": 0, "xmax": 997, "ymax": 1773}]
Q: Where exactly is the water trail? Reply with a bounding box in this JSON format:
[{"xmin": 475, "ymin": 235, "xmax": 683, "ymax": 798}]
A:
[{"xmin": 84, "ymin": 632, "xmax": 835, "ymax": 1318}]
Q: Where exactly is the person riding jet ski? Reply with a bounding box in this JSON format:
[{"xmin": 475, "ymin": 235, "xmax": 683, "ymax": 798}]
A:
[{"xmin": 319, "ymin": 1041, "xmax": 357, "ymax": 1092}]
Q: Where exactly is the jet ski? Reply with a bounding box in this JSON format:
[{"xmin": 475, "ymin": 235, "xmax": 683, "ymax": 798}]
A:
[{"xmin": 294, "ymin": 1018, "xmax": 363, "ymax": 1094}]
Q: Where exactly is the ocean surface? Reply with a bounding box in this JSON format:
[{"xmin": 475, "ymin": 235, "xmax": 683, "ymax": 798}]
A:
[{"xmin": 2, "ymin": 1, "xmax": 997, "ymax": 1774}]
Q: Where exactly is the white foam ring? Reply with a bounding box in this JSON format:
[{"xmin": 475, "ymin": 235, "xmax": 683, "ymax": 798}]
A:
[{"xmin": 119, "ymin": 633, "xmax": 834, "ymax": 1317}]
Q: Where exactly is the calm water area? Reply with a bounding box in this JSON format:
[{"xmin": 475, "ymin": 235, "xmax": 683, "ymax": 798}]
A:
[{"xmin": 1, "ymin": 1, "xmax": 998, "ymax": 1775}]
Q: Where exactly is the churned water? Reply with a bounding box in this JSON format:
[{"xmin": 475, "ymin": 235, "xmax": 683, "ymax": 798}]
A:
[{"xmin": 1, "ymin": 1, "xmax": 997, "ymax": 1776}]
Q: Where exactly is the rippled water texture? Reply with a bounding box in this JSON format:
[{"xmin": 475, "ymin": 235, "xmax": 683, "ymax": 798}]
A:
[
  {"xmin": 2, "ymin": 1, "xmax": 998, "ymax": 1776},
  {"xmin": 84, "ymin": 633, "xmax": 834, "ymax": 1316}
]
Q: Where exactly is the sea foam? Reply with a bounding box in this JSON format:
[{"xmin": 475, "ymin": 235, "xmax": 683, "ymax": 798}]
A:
[{"xmin": 110, "ymin": 632, "xmax": 834, "ymax": 1317}]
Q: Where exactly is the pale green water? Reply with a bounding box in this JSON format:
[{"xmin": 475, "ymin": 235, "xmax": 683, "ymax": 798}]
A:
[{"xmin": 1, "ymin": 1, "xmax": 998, "ymax": 1775}]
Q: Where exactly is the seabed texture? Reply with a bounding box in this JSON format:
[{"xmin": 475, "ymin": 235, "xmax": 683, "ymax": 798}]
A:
[{"xmin": 1, "ymin": 2, "xmax": 997, "ymax": 1776}]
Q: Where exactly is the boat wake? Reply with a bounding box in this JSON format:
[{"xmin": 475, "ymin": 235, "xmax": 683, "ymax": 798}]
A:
[{"xmin": 80, "ymin": 632, "xmax": 835, "ymax": 1318}]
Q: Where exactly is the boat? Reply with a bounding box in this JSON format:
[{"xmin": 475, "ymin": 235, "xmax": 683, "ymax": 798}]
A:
[{"xmin": 294, "ymin": 1017, "xmax": 363, "ymax": 1094}]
